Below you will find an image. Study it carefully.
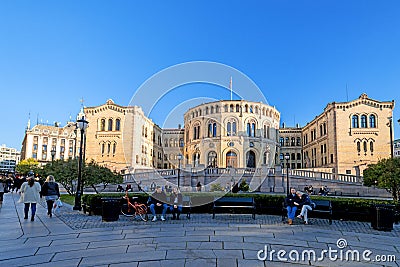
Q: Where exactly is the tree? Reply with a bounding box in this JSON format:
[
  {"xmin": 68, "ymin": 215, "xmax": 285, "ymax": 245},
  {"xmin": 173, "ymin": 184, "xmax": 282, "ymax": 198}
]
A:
[
  {"xmin": 41, "ymin": 159, "xmax": 122, "ymax": 195},
  {"xmin": 239, "ymin": 179, "xmax": 250, "ymax": 192},
  {"xmin": 16, "ymin": 158, "xmax": 40, "ymax": 175},
  {"xmin": 83, "ymin": 160, "xmax": 123, "ymax": 193},
  {"xmin": 363, "ymin": 157, "xmax": 400, "ymax": 201},
  {"xmin": 42, "ymin": 159, "xmax": 78, "ymax": 195}
]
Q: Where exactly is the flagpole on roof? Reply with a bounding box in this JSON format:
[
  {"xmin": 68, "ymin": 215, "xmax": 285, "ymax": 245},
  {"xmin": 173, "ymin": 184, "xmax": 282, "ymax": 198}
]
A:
[{"xmin": 230, "ymin": 76, "xmax": 233, "ymax": 101}]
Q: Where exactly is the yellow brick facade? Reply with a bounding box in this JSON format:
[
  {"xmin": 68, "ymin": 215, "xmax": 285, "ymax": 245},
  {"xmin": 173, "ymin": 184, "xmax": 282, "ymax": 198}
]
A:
[
  {"xmin": 84, "ymin": 99, "xmax": 163, "ymax": 173},
  {"xmin": 302, "ymin": 93, "xmax": 394, "ymax": 175}
]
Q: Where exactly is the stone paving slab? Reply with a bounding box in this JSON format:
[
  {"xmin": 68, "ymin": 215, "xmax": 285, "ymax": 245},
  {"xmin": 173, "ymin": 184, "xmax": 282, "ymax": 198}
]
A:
[{"xmin": 0, "ymin": 193, "xmax": 399, "ymax": 266}]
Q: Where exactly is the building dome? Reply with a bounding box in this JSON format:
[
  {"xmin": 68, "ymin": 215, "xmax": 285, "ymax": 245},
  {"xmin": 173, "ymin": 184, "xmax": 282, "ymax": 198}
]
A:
[{"xmin": 183, "ymin": 100, "xmax": 280, "ymax": 169}]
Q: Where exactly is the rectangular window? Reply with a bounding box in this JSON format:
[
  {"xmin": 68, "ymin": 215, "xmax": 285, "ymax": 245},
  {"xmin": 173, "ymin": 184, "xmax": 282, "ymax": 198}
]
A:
[{"xmin": 346, "ymin": 170, "xmax": 351, "ymax": 174}]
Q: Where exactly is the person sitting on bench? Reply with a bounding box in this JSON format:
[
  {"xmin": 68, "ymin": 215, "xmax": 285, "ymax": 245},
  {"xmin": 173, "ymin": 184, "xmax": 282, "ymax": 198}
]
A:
[
  {"xmin": 148, "ymin": 186, "xmax": 169, "ymax": 222},
  {"xmin": 284, "ymin": 187, "xmax": 300, "ymax": 225},
  {"xmin": 295, "ymin": 191, "xmax": 315, "ymax": 225},
  {"xmin": 169, "ymin": 187, "xmax": 183, "ymax": 220}
]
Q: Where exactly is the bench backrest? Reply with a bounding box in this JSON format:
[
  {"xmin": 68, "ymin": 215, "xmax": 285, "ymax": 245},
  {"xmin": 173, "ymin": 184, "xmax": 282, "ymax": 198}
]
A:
[
  {"xmin": 313, "ymin": 200, "xmax": 332, "ymax": 211},
  {"xmin": 214, "ymin": 197, "xmax": 255, "ymax": 207},
  {"xmin": 182, "ymin": 196, "xmax": 191, "ymax": 207}
]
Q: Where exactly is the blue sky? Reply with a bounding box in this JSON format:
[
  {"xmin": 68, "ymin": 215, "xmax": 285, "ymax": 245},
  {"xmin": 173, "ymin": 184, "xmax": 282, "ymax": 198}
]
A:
[{"xmin": 1, "ymin": 0, "xmax": 399, "ymax": 150}]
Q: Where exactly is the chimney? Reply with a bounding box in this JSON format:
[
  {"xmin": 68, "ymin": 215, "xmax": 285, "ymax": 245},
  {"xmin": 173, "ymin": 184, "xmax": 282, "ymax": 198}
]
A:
[{"xmin": 178, "ymin": 124, "xmax": 181, "ymax": 129}]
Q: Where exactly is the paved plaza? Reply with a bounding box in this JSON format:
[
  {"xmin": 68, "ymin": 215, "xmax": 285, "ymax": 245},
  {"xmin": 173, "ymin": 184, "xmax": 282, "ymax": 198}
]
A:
[{"xmin": 0, "ymin": 192, "xmax": 399, "ymax": 267}]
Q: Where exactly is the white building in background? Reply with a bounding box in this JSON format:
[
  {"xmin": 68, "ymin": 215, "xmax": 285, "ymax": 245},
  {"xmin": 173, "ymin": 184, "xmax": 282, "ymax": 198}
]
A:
[
  {"xmin": 0, "ymin": 144, "xmax": 21, "ymax": 173},
  {"xmin": 21, "ymin": 122, "xmax": 78, "ymax": 164},
  {"xmin": 394, "ymin": 139, "xmax": 400, "ymax": 158}
]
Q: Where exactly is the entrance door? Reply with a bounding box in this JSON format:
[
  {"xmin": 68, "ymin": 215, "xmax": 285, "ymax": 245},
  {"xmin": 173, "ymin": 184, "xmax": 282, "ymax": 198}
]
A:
[{"xmin": 226, "ymin": 151, "xmax": 237, "ymax": 168}]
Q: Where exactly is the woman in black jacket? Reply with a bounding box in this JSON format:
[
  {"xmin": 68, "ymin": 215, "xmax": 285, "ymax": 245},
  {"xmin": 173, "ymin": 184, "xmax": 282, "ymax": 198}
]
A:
[{"xmin": 41, "ymin": 175, "xmax": 60, "ymax": 217}]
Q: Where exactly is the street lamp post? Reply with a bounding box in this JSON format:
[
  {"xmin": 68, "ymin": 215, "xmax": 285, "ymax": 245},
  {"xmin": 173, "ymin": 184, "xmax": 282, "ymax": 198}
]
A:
[
  {"xmin": 285, "ymin": 153, "xmax": 290, "ymax": 196},
  {"xmin": 177, "ymin": 154, "xmax": 183, "ymax": 188},
  {"xmin": 50, "ymin": 149, "xmax": 56, "ymax": 163},
  {"xmin": 73, "ymin": 117, "xmax": 89, "ymax": 211},
  {"xmin": 388, "ymin": 117, "xmax": 394, "ymax": 158}
]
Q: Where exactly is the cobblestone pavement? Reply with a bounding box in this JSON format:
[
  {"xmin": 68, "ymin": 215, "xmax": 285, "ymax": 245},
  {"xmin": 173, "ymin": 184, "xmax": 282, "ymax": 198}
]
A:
[{"xmin": 1, "ymin": 193, "xmax": 399, "ymax": 267}]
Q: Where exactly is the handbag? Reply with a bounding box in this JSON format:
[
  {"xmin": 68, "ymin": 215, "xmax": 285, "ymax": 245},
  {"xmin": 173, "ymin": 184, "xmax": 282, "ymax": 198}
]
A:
[{"xmin": 56, "ymin": 198, "xmax": 63, "ymax": 207}]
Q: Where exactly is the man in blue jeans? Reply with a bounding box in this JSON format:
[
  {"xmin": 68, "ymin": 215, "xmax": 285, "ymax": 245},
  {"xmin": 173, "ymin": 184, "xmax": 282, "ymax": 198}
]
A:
[
  {"xmin": 284, "ymin": 187, "xmax": 300, "ymax": 225},
  {"xmin": 148, "ymin": 186, "xmax": 169, "ymax": 221}
]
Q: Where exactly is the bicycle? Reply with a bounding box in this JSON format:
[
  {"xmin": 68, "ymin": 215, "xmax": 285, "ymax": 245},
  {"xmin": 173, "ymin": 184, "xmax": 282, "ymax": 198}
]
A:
[{"xmin": 121, "ymin": 191, "xmax": 148, "ymax": 221}]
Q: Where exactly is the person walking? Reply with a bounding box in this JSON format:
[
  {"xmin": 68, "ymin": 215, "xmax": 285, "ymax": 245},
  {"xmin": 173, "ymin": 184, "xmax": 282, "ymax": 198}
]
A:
[
  {"xmin": 0, "ymin": 176, "xmax": 6, "ymax": 208},
  {"xmin": 40, "ymin": 175, "xmax": 60, "ymax": 217},
  {"xmin": 19, "ymin": 175, "xmax": 41, "ymax": 221}
]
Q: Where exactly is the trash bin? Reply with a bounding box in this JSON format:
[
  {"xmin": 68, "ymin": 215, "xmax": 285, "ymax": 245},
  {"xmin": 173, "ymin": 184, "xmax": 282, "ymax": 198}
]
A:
[
  {"xmin": 371, "ymin": 204, "xmax": 394, "ymax": 231},
  {"xmin": 101, "ymin": 197, "xmax": 120, "ymax": 222}
]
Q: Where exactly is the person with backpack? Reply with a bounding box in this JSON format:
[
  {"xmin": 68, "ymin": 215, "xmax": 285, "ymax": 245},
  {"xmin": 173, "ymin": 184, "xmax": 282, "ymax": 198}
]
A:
[{"xmin": 41, "ymin": 175, "xmax": 60, "ymax": 217}]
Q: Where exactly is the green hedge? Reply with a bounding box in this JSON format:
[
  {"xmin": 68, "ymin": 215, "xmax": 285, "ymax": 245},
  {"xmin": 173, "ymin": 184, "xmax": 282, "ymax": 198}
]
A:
[{"xmin": 81, "ymin": 192, "xmax": 399, "ymax": 221}]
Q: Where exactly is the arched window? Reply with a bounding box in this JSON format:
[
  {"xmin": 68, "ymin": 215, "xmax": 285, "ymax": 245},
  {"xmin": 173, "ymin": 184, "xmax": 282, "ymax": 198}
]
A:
[
  {"xmin": 208, "ymin": 151, "xmax": 217, "ymax": 167},
  {"xmin": 369, "ymin": 115, "xmax": 376, "ymax": 128},
  {"xmin": 246, "ymin": 151, "xmax": 256, "ymax": 168},
  {"xmin": 230, "ymin": 104, "xmax": 234, "ymax": 112},
  {"xmin": 236, "ymin": 104, "xmax": 240, "ymax": 112},
  {"xmin": 352, "ymin": 115, "xmax": 359, "ymax": 128},
  {"xmin": 360, "ymin": 115, "xmax": 367, "ymax": 128},
  {"xmin": 101, "ymin": 143, "xmax": 105, "ymax": 155},
  {"xmin": 291, "ymin": 137, "xmax": 295, "ymax": 146},
  {"xmin": 193, "ymin": 124, "xmax": 201, "ymax": 140},
  {"xmin": 363, "ymin": 141, "xmax": 367, "ymax": 152},
  {"xmin": 249, "ymin": 106, "xmax": 253, "ymax": 113},
  {"xmin": 205, "ymin": 107, "xmax": 209, "ymax": 115},
  {"xmin": 285, "ymin": 137, "xmax": 289, "ymax": 146},
  {"xmin": 179, "ymin": 138, "xmax": 184, "ymax": 147},
  {"xmin": 224, "ymin": 105, "xmax": 228, "ymax": 112},
  {"xmin": 112, "ymin": 143, "xmax": 116, "ymax": 154},
  {"xmin": 108, "ymin": 119, "xmax": 113, "ymax": 131},
  {"xmin": 227, "ymin": 119, "xmax": 237, "ymax": 136},
  {"xmin": 263, "ymin": 125, "xmax": 267, "ymax": 138},
  {"xmin": 210, "ymin": 106, "xmax": 214, "ymax": 114},
  {"xmin": 100, "ymin": 119, "xmax": 106, "ymax": 131},
  {"xmin": 245, "ymin": 105, "xmax": 248, "ymax": 112},
  {"xmin": 279, "ymin": 137, "xmax": 284, "ymax": 146},
  {"xmin": 107, "ymin": 143, "xmax": 111, "ymax": 154},
  {"xmin": 291, "ymin": 153, "xmax": 295, "ymax": 160},
  {"xmin": 246, "ymin": 122, "xmax": 256, "ymax": 137},
  {"xmin": 208, "ymin": 121, "xmax": 217, "ymax": 137},
  {"xmin": 115, "ymin": 119, "xmax": 121, "ymax": 131},
  {"xmin": 370, "ymin": 141, "xmax": 374, "ymax": 152},
  {"xmin": 296, "ymin": 137, "xmax": 301, "ymax": 146}
]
